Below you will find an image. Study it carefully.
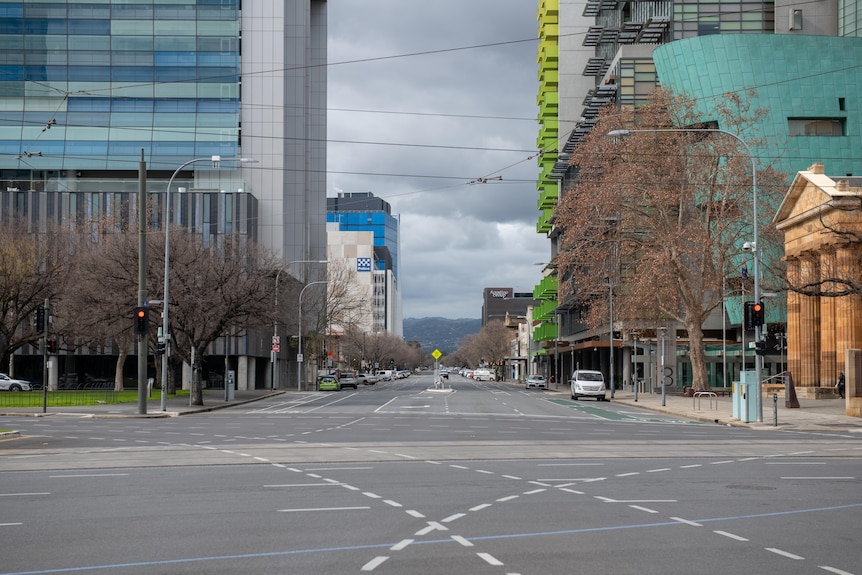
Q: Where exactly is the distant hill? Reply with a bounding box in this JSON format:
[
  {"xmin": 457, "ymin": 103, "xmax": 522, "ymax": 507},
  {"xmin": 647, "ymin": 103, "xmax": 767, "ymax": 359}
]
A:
[{"xmin": 403, "ymin": 317, "xmax": 481, "ymax": 355}]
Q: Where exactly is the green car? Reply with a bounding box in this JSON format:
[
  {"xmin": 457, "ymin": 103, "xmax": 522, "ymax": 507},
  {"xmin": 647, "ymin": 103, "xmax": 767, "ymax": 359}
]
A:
[{"xmin": 317, "ymin": 375, "xmax": 340, "ymax": 391}]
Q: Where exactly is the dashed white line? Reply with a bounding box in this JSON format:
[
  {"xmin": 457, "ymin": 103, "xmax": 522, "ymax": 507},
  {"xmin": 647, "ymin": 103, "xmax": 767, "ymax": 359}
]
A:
[
  {"xmin": 497, "ymin": 495, "xmax": 519, "ymax": 502},
  {"xmin": 524, "ymin": 488, "xmax": 546, "ymax": 495},
  {"xmin": 670, "ymin": 517, "xmax": 702, "ymax": 527},
  {"xmin": 278, "ymin": 506, "xmax": 370, "ymax": 513},
  {"xmin": 477, "ymin": 553, "xmax": 504, "ymax": 566},
  {"xmin": 646, "ymin": 468, "xmax": 671, "ymax": 473},
  {"xmin": 629, "ymin": 505, "xmax": 659, "ymax": 513},
  {"xmin": 406, "ymin": 510, "xmax": 425, "ymax": 518},
  {"xmin": 714, "ymin": 530, "xmax": 749, "ymax": 541},
  {"xmin": 363, "ymin": 492, "xmax": 382, "ymax": 499},
  {"xmin": 383, "ymin": 500, "xmax": 402, "ymax": 508},
  {"xmin": 766, "ymin": 548, "xmax": 804, "ymax": 560},
  {"xmin": 818, "ymin": 566, "xmax": 855, "ymax": 575},
  {"xmin": 560, "ymin": 488, "xmax": 584, "ymax": 495},
  {"xmin": 361, "ymin": 556, "xmax": 389, "ymax": 571},
  {"xmin": 442, "ymin": 513, "xmax": 465, "ymax": 523},
  {"xmin": 451, "ymin": 535, "xmax": 474, "ymax": 547},
  {"xmin": 679, "ymin": 464, "xmax": 702, "ymax": 468},
  {"xmin": 616, "ymin": 472, "xmax": 640, "ymax": 477},
  {"xmin": 470, "ymin": 503, "xmax": 492, "ymax": 512},
  {"xmin": 390, "ymin": 539, "xmax": 413, "ymax": 551},
  {"xmin": 415, "ymin": 521, "xmax": 448, "ymax": 536},
  {"xmin": 502, "ymin": 475, "xmax": 522, "ymax": 480}
]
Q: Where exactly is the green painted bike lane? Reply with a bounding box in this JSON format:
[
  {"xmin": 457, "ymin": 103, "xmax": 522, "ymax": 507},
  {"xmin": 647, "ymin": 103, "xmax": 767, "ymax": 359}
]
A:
[{"xmin": 546, "ymin": 398, "xmax": 703, "ymax": 424}]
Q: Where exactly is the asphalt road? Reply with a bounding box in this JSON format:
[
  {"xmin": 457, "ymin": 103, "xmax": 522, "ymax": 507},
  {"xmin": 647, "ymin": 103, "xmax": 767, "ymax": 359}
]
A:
[{"xmin": 2, "ymin": 372, "xmax": 860, "ymax": 574}]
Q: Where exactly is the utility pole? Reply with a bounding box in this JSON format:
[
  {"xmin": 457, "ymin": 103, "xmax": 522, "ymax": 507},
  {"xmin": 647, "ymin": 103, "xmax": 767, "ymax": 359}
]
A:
[{"xmin": 137, "ymin": 150, "xmax": 148, "ymax": 414}]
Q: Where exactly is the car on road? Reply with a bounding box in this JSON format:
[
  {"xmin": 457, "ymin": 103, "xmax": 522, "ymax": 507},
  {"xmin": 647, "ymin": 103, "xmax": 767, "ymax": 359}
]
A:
[
  {"xmin": 570, "ymin": 369, "xmax": 606, "ymax": 401},
  {"xmin": 356, "ymin": 373, "xmax": 378, "ymax": 385},
  {"xmin": 0, "ymin": 373, "xmax": 31, "ymax": 391},
  {"xmin": 317, "ymin": 374, "xmax": 340, "ymax": 391},
  {"xmin": 473, "ymin": 368, "xmax": 493, "ymax": 381},
  {"xmin": 525, "ymin": 374, "xmax": 547, "ymax": 389},
  {"xmin": 338, "ymin": 372, "xmax": 359, "ymax": 389}
]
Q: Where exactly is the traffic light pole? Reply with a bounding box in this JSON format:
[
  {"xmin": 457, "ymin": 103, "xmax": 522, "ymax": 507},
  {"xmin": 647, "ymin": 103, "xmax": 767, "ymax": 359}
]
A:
[{"xmin": 137, "ymin": 151, "xmax": 148, "ymax": 415}]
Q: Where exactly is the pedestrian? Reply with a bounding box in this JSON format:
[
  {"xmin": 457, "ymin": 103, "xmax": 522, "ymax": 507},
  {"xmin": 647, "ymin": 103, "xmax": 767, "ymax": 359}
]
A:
[{"xmin": 836, "ymin": 372, "xmax": 845, "ymax": 399}]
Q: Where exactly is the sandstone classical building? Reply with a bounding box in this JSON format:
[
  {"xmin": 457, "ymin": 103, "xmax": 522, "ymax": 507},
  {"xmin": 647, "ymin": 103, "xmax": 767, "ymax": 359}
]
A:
[{"xmin": 775, "ymin": 163, "xmax": 862, "ymax": 407}]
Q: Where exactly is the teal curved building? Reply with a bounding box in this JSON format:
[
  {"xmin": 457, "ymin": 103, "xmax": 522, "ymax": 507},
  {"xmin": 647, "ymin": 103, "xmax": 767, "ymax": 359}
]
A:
[{"xmin": 653, "ymin": 34, "xmax": 862, "ymax": 179}]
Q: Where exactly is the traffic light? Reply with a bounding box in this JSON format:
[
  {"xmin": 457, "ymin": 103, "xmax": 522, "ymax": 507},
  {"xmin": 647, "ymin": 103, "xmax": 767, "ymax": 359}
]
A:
[
  {"xmin": 754, "ymin": 340, "xmax": 768, "ymax": 356},
  {"xmin": 46, "ymin": 339, "xmax": 57, "ymax": 354},
  {"xmin": 156, "ymin": 337, "xmax": 166, "ymax": 356},
  {"xmin": 134, "ymin": 306, "xmax": 148, "ymax": 336},
  {"xmin": 751, "ymin": 301, "xmax": 765, "ymax": 328},
  {"xmin": 35, "ymin": 305, "xmax": 45, "ymax": 333},
  {"xmin": 743, "ymin": 301, "xmax": 765, "ymax": 330},
  {"xmin": 389, "ymin": 358, "xmax": 395, "ymax": 367}
]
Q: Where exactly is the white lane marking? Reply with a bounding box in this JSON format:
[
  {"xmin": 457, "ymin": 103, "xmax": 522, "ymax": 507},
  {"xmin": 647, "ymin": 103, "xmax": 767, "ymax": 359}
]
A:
[
  {"xmin": 442, "ymin": 513, "xmax": 465, "ymax": 523},
  {"xmin": 818, "ymin": 566, "xmax": 855, "ymax": 575},
  {"xmin": 670, "ymin": 517, "xmax": 702, "ymax": 527},
  {"xmin": 629, "ymin": 505, "xmax": 658, "ymax": 513},
  {"xmin": 470, "ymin": 503, "xmax": 492, "ymax": 512},
  {"xmin": 616, "ymin": 472, "xmax": 640, "ymax": 477},
  {"xmin": 49, "ymin": 473, "xmax": 128, "ymax": 478},
  {"xmin": 476, "ymin": 469, "xmax": 494, "ymax": 474},
  {"xmin": 764, "ymin": 462, "xmax": 826, "ymax": 465},
  {"xmin": 710, "ymin": 460, "xmax": 735, "ymax": 465},
  {"xmin": 502, "ymin": 475, "xmax": 522, "ymax": 480},
  {"xmin": 383, "ymin": 500, "xmax": 402, "ymax": 508},
  {"xmin": 363, "ymin": 492, "xmax": 382, "ymax": 499},
  {"xmin": 452, "ymin": 535, "xmax": 474, "ymax": 547},
  {"xmin": 415, "ymin": 521, "xmax": 448, "ymax": 536},
  {"xmin": 264, "ymin": 483, "xmax": 339, "ymax": 488},
  {"xmin": 646, "ymin": 468, "xmax": 672, "ymax": 473},
  {"xmin": 0, "ymin": 492, "xmax": 50, "ymax": 497},
  {"xmin": 524, "ymin": 489, "xmax": 546, "ymax": 495},
  {"xmin": 714, "ymin": 530, "xmax": 749, "ymax": 541},
  {"xmin": 390, "ymin": 539, "xmax": 413, "ymax": 551},
  {"xmin": 450, "ymin": 464, "xmax": 469, "ymax": 470},
  {"xmin": 766, "ymin": 548, "xmax": 804, "ymax": 560},
  {"xmin": 0, "ymin": 522, "xmax": 23, "ymax": 527},
  {"xmin": 780, "ymin": 477, "xmax": 855, "ymax": 480},
  {"xmin": 477, "ymin": 553, "xmax": 505, "ymax": 566},
  {"xmin": 497, "ymin": 495, "xmax": 519, "ymax": 502},
  {"xmin": 303, "ymin": 466, "xmax": 374, "ymax": 471},
  {"xmin": 538, "ymin": 462, "xmax": 603, "ymax": 466},
  {"xmin": 406, "ymin": 510, "xmax": 425, "ymax": 518},
  {"xmin": 278, "ymin": 506, "xmax": 370, "ymax": 513},
  {"xmin": 679, "ymin": 464, "xmax": 702, "ymax": 468},
  {"xmin": 560, "ymin": 488, "xmax": 584, "ymax": 495},
  {"xmin": 361, "ymin": 556, "xmax": 389, "ymax": 571}
]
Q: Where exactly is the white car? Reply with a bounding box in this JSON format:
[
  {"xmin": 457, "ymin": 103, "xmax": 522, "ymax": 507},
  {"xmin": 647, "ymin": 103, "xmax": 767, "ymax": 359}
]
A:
[
  {"xmin": 473, "ymin": 369, "xmax": 493, "ymax": 381},
  {"xmin": 0, "ymin": 373, "xmax": 32, "ymax": 392},
  {"xmin": 570, "ymin": 369, "xmax": 606, "ymax": 401},
  {"xmin": 525, "ymin": 374, "xmax": 547, "ymax": 389}
]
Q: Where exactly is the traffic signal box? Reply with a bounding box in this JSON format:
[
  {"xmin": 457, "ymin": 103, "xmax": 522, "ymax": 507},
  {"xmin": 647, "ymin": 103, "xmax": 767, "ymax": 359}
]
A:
[
  {"xmin": 134, "ymin": 307, "xmax": 149, "ymax": 336},
  {"xmin": 743, "ymin": 301, "xmax": 765, "ymax": 330}
]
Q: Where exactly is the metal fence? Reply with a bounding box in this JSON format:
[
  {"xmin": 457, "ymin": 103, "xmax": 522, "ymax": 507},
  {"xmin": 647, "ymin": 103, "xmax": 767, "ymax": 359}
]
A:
[{"xmin": 0, "ymin": 389, "xmax": 119, "ymax": 408}]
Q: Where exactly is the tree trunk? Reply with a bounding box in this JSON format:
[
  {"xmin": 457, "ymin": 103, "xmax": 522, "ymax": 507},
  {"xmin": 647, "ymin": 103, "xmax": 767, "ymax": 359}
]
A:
[
  {"xmin": 685, "ymin": 319, "xmax": 709, "ymax": 390},
  {"xmin": 114, "ymin": 349, "xmax": 126, "ymax": 392},
  {"xmin": 191, "ymin": 354, "xmax": 204, "ymax": 406}
]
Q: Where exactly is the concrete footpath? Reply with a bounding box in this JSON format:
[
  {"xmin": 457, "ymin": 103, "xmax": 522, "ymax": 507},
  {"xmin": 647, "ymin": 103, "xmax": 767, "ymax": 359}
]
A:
[{"xmin": 2, "ymin": 385, "xmax": 861, "ymax": 434}]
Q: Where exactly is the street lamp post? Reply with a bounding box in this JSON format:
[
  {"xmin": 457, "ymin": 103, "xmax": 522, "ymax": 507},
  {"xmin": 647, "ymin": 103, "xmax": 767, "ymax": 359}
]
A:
[
  {"xmin": 161, "ymin": 155, "xmax": 256, "ymax": 411},
  {"xmin": 607, "ymin": 128, "xmax": 762, "ymax": 421},
  {"xmin": 297, "ymin": 280, "xmax": 328, "ymax": 391},
  {"xmin": 272, "ymin": 260, "xmax": 328, "ymax": 390}
]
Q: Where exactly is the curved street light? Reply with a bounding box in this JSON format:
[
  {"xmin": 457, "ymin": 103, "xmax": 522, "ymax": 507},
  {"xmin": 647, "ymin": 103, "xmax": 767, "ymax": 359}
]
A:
[
  {"xmin": 272, "ymin": 260, "xmax": 328, "ymax": 390},
  {"xmin": 161, "ymin": 155, "xmax": 257, "ymax": 411},
  {"xmin": 607, "ymin": 128, "xmax": 761, "ymax": 419},
  {"xmin": 297, "ymin": 280, "xmax": 328, "ymax": 392}
]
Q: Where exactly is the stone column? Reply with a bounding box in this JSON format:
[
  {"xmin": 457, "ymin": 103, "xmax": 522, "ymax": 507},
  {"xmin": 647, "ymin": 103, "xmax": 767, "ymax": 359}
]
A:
[
  {"xmin": 786, "ymin": 257, "xmax": 802, "ymax": 383},
  {"xmin": 836, "ymin": 246, "xmax": 862, "ymax": 379},
  {"xmin": 799, "ymin": 255, "xmax": 821, "ymax": 388},
  {"xmin": 846, "ymin": 348, "xmax": 862, "ymax": 418},
  {"xmin": 819, "ymin": 247, "xmax": 837, "ymax": 386}
]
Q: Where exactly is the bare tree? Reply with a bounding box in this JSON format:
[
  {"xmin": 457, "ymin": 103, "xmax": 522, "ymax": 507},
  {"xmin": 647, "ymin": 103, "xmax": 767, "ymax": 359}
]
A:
[
  {"xmin": 555, "ymin": 89, "xmax": 786, "ymax": 390},
  {"xmin": 165, "ymin": 229, "xmax": 280, "ymax": 405},
  {"xmin": 456, "ymin": 320, "xmax": 512, "ymax": 377},
  {"xmin": 0, "ymin": 221, "xmax": 70, "ymax": 375}
]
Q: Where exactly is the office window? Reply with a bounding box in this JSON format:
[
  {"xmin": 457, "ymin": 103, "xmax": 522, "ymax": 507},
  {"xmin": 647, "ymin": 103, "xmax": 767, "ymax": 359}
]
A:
[{"xmin": 788, "ymin": 118, "xmax": 845, "ymax": 137}]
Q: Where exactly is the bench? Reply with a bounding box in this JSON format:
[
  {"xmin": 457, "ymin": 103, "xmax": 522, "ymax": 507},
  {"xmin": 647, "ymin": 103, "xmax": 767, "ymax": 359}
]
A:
[
  {"xmin": 708, "ymin": 386, "xmax": 733, "ymax": 397},
  {"xmin": 762, "ymin": 383, "xmax": 784, "ymax": 396}
]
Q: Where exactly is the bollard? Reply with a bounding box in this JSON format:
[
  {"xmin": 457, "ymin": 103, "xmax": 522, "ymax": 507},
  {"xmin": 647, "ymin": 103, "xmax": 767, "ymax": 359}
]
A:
[{"xmin": 773, "ymin": 393, "xmax": 778, "ymax": 426}]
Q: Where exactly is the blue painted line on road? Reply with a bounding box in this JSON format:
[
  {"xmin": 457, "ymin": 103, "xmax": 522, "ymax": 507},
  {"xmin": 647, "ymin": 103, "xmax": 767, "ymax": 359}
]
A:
[{"xmin": 4, "ymin": 502, "xmax": 860, "ymax": 574}]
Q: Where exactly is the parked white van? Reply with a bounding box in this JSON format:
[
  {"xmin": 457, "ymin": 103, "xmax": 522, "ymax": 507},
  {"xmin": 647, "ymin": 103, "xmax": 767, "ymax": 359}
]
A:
[{"xmin": 570, "ymin": 369, "xmax": 606, "ymax": 401}]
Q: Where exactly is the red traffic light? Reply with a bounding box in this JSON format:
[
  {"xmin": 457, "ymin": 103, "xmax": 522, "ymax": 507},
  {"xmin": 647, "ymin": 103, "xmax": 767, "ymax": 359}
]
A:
[
  {"xmin": 136, "ymin": 309, "xmax": 146, "ymax": 319},
  {"xmin": 133, "ymin": 306, "xmax": 149, "ymax": 336}
]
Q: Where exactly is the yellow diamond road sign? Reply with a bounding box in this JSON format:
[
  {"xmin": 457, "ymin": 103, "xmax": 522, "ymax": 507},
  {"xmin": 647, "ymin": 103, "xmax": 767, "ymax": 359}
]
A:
[{"xmin": 432, "ymin": 349, "xmax": 442, "ymax": 360}]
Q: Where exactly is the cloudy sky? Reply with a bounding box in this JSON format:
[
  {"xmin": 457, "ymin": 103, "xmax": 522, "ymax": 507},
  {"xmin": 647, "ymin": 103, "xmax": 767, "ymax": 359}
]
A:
[{"xmin": 327, "ymin": 1, "xmax": 548, "ymax": 320}]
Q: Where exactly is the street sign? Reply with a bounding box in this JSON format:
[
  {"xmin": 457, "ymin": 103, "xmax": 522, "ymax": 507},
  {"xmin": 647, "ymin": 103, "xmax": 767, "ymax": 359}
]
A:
[
  {"xmin": 272, "ymin": 335, "xmax": 280, "ymax": 345},
  {"xmin": 432, "ymin": 349, "xmax": 442, "ymax": 360},
  {"xmin": 272, "ymin": 344, "xmax": 280, "ymax": 353}
]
